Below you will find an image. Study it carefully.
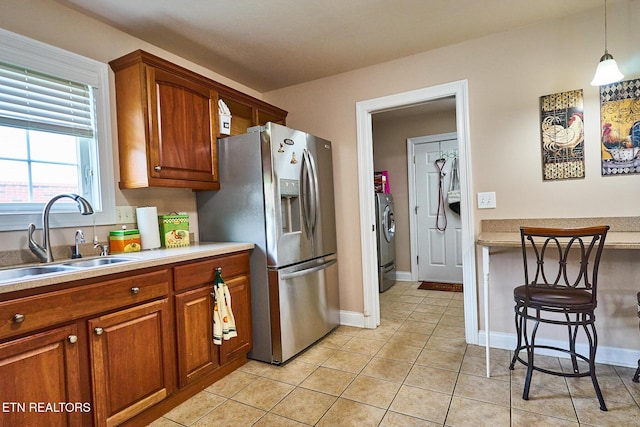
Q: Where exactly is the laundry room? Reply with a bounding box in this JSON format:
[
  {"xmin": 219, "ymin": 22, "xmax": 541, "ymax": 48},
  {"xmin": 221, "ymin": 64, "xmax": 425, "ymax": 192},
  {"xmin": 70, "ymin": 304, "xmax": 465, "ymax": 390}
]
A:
[{"xmin": 372, "ymin": 96, "xmax": 459, "ymax": 290}]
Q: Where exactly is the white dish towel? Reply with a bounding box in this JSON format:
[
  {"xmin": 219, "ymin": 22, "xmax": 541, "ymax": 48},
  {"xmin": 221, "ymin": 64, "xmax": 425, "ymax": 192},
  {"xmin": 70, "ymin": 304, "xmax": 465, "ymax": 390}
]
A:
[{"xmin": 213, "ymin": 278, "xmax": 237, "ymax": 345}]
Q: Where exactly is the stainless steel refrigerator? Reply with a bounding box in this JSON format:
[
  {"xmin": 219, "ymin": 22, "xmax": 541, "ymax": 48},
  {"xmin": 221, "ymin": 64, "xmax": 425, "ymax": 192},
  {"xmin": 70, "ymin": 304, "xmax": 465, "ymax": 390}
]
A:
[{"xmin": 196, "ymin": 122, "xmax": 339, "ymax": 364}]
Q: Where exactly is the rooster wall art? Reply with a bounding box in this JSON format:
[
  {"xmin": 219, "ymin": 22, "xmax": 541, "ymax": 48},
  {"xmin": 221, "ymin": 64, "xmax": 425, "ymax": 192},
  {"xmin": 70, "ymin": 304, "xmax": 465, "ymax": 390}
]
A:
[
  {"xmin": 599, "ymin": 78, "xmax": 640, "ymax": 175},
  {"xmin": 540, "ymin": 90, "xmax": 585, "ymax": 180},
  {"xmin": 542, "ymin": 113, "xmax": 584, "ymax": 156}
]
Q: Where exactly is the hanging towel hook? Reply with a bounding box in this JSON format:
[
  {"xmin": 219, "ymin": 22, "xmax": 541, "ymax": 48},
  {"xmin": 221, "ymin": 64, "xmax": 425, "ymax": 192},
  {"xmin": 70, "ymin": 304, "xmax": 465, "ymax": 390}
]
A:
[{"xmin": 434, "ymin": 158, "xmax": 447, "ymax": 231}]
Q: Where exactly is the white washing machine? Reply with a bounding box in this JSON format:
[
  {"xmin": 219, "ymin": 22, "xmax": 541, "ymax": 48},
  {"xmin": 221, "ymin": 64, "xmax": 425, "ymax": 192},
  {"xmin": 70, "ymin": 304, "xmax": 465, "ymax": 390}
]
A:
[{"xmin": 375, "ymin": 193, "xmax": 396, "ymax": 292}]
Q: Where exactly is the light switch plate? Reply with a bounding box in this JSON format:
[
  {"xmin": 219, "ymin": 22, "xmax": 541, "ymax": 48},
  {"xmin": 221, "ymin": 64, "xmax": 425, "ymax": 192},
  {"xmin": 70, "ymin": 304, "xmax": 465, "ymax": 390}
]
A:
[
  {"xmin": 116, "ymin": 206, "xmax": 137, "ymax": 223},
  {"xmin": 477, "ymin": 192, "xmax": 496, "ymax": 209}
]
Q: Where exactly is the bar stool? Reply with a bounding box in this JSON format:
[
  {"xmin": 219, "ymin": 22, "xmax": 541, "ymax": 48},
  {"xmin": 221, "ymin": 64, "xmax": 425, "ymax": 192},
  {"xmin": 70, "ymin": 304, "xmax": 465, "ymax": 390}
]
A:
[
  {"xmin": 633, "ymin": 291, "xmax": 640, "ymax": 383},
  {"xmin": 509, "ymin": 226, "xmax": 609, "ymax": 411}
]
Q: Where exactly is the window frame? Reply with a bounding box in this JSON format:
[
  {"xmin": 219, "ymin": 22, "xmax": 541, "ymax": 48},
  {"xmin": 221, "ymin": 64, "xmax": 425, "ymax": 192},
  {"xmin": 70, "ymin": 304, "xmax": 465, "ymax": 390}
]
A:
[{"xmin": 0, "ymin": 28, "xmax": 115, "ymax": 231}]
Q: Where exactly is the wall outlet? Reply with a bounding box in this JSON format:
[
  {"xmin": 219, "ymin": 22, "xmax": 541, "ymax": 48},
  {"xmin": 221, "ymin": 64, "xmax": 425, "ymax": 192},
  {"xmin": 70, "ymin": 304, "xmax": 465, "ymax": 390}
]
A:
[
  {"xmin": 477, "ymin": 192, "xmax": 496, "ymax": 209},
  {"xmin": 116, "ymin": 206, "xmax": 137, "ymax": 223}
]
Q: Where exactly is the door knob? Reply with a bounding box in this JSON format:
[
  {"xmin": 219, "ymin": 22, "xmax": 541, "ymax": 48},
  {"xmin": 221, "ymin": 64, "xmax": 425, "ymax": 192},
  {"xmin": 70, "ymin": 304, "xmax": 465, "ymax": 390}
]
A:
[
  {"xmin": 68, "ymin": 335, "xmax": 78, "ymax": 344},
  {"xmin": 154, "ymin": 165, "xmax": 161, "ymax": 171},
  {"xmin": 94, "ymin": 327, "xmax": 104, "ymax": 336}
]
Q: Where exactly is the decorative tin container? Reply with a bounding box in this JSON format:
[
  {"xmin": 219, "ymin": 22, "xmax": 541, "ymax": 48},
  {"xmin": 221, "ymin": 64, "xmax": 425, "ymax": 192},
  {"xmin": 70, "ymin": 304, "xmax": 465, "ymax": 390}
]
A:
[
  {"xmin": 109, "ymin": 229, "xmax": 141, "ymax": 253},
  {"xmin": 158, "ymin": 214, "xmax": 190, "ymax": 248}
]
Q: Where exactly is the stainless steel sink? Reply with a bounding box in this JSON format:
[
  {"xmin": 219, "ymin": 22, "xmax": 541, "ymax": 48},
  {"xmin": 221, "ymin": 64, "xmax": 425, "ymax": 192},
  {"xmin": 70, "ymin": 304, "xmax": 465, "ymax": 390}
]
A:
[
  {"xmin": 62, "ymin": 257, "xmax": 135, "ymax": 268},
  {"xmin": 0, "ymin": 257, "xmax": 137, "ymax": 284},
  {"xmin": 0, "ymin": 265, "xmax": 79, "ymax": 283}
]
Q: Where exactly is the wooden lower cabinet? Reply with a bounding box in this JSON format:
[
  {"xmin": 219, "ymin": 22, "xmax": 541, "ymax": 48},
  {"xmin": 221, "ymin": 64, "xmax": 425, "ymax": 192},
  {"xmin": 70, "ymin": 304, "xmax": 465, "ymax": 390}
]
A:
[
  {"xmin": 88, "ymin": 299, "xmax": 173, "ymax": 427},
  {"xmin": 220, "ymin": 274, "xmax": 252, "ymax": 364},
  {"xmin": 0, "ymin": 250, "xmax": 253, "ymax": 426},
  {"xmin": 0, "ymin": 324, "xmax": 85, "ymax": 427},
  {"xmin": 174, "ymin": 261, "xmax": 252, "ymax": 387},
  {"xmin": 175, "ymin": 287, "xmax": 219, "ymax": 387}
]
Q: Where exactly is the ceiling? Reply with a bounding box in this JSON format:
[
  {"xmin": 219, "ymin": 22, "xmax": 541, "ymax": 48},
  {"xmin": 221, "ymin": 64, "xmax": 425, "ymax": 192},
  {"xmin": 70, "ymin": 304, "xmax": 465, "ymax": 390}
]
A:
[{"xmin": 55, "ymin": 0, "xmax": 606, "ymax": 92}]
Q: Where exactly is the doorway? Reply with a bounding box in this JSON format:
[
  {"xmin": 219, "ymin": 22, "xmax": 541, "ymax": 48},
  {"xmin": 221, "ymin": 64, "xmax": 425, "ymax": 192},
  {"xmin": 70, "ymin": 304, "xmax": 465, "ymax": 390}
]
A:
[
  {"xmin": 408, "ymin": 134, "xmax": 463, "ymax": 284},
  {"xmin": 355, "ymin": 80, "xmax": 478, "ymax": 345}
]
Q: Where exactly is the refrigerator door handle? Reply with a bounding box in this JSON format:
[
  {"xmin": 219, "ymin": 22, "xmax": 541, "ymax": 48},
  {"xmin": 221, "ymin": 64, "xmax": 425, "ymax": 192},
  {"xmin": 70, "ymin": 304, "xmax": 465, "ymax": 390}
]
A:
[
  {"xmin": 305, "ymin": 149, "xmax": 319, "ymax": 236},
  {"xmin": 300, "ymin": 150, "xmax": 309, "ymax": 236},
  {"xmin": 279, "ymin": 259, "xmax": 337, "ymax": 280},
  {"xmin": 300, "ymin": 149, "xmax": 317, "ymax": 238}
]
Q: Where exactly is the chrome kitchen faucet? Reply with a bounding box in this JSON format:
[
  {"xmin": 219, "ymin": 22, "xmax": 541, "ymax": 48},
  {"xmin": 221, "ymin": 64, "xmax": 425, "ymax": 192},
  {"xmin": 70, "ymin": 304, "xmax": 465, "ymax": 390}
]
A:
[{"xmin": 28, "ymin": 193, "xmax": 94, "ymax": 263}]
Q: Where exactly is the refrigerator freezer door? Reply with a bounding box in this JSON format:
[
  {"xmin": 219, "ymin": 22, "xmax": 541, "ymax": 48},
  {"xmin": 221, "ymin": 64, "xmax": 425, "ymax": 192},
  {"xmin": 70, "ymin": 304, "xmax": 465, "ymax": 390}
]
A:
[
  {"xmin": 269, "ymin": 255, "xmax": 339, "ymax": 364},
  {"xmin": 264, "ymin": 123, "xmax": 337, "ymax": 267}
]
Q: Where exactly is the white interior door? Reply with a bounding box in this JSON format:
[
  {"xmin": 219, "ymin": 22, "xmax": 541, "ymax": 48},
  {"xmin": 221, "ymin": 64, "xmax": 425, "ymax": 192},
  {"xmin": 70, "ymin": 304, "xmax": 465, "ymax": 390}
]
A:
[{"xmin": 415, "ymin": 139, "xmax": 463, "ymax": 283}]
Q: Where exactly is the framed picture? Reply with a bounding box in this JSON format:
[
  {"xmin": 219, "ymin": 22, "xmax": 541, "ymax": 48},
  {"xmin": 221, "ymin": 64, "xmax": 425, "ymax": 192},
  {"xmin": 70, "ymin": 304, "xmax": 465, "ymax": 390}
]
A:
[
  {"xmin": 540, "ymin": 89, "xmax": 585, "ymax": 180},
  {"xmin": 600, "ymin": 79, "xmax": 640, "ymax": 176}
]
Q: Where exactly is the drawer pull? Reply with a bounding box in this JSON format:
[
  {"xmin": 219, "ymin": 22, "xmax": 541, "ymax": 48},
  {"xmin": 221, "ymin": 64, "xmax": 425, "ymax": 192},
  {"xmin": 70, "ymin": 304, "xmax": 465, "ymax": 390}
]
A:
[
  {"xmin": 13, "ymin": 313, "xmax": 25, "ymax": 323},
  {"xmin": 154, "ymin": 165, "xmax": 161, "ymax": 171},
  {"xmin": 94, "ymin": 327, "xmax": 104, "ymax": 336},
  {"xmin": 68, "ymin": 335, "xmax": 78, "ymax": 344},
  {"xmin": 131, "ymin": 287, "xmax": 140, "ymax": 295}
]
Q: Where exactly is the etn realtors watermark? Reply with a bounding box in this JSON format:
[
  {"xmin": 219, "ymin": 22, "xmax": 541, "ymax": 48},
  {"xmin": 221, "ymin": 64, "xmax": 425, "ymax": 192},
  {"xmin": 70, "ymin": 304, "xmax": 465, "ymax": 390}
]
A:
[{"xmin": 2, "ymin": 401, "xmax": 91, "ymax": 413}]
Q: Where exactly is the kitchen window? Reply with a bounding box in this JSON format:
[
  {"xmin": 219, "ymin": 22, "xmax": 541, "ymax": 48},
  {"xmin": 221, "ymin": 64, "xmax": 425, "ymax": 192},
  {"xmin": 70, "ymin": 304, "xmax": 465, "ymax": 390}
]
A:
[{"xmin": 0, "ymin": 28, "xmax": 115, "ymax": 231}]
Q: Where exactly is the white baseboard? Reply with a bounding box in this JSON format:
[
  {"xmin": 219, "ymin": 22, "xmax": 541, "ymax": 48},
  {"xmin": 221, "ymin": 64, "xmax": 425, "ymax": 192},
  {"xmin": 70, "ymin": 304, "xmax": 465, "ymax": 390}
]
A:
[
  {"xmin": 394, "ymin": 270, "xmax": 412, "ymax": 282},
  {"xmin": 339, "ymin": 310, "xmax": 368, "ymax": 328},
  {"xmin": 479, "ymin": 330, "xmax": 640, "ymax": 369}
]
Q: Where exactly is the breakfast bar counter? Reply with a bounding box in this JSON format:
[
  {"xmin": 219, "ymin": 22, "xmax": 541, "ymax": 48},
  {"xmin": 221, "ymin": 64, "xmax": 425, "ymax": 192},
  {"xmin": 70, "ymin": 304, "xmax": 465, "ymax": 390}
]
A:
[{"xmin": 476, "ymin": 217, "xmax": 640, "ymax": 377}]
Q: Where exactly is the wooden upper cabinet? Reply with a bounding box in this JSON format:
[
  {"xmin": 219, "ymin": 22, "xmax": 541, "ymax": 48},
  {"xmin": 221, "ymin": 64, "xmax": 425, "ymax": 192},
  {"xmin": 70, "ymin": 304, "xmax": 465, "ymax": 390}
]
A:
[
  {"xmin": 110, "ymin": 51, "xmax": 218, "ymax": 190},
  {"xmin": 147, "ymin": 68, "xmax": 216, "ymax": 185},
  {"xmin": 218, "ymin": 95, "xmax": 287, "ymax": 137},
  {"xmin": 109, "ymin": 50, "xmax": 287, "ymax": 190}
]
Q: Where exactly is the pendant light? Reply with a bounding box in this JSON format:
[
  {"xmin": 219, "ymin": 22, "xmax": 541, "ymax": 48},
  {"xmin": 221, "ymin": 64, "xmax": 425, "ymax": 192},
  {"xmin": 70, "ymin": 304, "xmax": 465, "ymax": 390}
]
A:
[{"xmin": 591, "ymin": 0, "xmax": 624, "ymax": 86}]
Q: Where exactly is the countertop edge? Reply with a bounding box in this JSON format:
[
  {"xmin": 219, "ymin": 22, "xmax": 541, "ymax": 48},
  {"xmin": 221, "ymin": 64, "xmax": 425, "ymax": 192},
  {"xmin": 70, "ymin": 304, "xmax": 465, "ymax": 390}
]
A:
[
  {"xmin": 0, "ymin": 242, "xmax": 254, "ymax": 295},
  {"xmin": 476, "ymin": 231, "xmax": 640, "ymax": 249}
]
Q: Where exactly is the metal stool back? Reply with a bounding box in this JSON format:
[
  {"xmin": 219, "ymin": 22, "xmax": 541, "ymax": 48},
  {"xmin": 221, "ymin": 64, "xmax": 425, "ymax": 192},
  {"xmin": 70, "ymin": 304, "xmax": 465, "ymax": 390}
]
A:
[{"xmin": 509, "ymin": 225, "xmax": 609, "ymax": 411}]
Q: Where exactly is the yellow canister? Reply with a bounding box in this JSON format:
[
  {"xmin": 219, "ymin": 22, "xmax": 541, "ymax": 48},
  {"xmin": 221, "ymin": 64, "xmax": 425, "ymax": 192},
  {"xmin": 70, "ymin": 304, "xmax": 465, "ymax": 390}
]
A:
[{"xmin": 109, "ymin": 229, "xmax": 141, "ymax": 253}]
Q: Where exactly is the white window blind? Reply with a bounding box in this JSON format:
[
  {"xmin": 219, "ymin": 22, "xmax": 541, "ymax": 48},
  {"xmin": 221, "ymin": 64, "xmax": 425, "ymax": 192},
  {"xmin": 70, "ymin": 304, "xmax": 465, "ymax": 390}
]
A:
[
  {"xmin": 0, "ymin": 27, "xmax": 116, "ymax": 231},
  {"xmin": 0, "ymin": 61, "xmax": 95, "ymax": 138}
]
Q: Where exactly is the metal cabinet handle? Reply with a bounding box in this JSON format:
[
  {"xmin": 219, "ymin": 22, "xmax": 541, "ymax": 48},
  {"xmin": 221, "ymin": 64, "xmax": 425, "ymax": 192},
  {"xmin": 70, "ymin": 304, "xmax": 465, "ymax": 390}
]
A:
[
  {"xmin": 13, "ymin": 313, "xmax": 25, "ymax": 323},
  {"xmin": 131, "ymin": 287, "xmax": 140, "ymax": 295},
  {"xmin": 68, "ymin": 335, "xmax": 78, "ymax": 344},
  {"xmin": 94, "ymin": 327, "xmax": 104, "ymax": 336},
  {"xmin": 154, "ymin": 165, "xmax": 161, "ymax": 171}
]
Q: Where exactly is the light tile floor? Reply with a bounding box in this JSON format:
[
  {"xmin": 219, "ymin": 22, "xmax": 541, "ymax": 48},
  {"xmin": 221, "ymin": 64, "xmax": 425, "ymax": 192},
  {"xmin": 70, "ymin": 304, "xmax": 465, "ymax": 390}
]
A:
[{"xmin": 149, "ymin": 281, "xmax": 640, "ymax": 426}]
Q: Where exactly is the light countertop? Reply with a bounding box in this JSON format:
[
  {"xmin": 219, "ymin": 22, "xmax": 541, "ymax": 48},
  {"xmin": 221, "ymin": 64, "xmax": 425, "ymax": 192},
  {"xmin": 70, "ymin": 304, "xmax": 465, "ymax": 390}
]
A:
[
  {"xmin": 476, "ymin": 231, "xmax": 640, "ymax": 249},
  {"xmin": 477, "ymin": 217, "xmax": 640, "ymax": 249},
  {"xmin": 0, "ymin": 242, "xmax": 254, "ymax": 295}
]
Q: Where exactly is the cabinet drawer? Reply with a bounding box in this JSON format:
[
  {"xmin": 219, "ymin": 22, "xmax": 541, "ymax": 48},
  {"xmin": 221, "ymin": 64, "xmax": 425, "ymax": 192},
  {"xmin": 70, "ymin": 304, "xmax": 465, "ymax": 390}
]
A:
[
  {"xmin": 174, "ymin": 252, "xmax": 249, "ymax": 292},
  {"xmin": 0, "ymin": 269, "xmax": 169, "ymax": 341}
]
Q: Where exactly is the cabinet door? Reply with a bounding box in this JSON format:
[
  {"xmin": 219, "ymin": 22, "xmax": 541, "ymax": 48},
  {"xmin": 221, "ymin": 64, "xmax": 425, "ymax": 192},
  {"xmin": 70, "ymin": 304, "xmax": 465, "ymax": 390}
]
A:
[
  {"xmin": 175, "ymin": 286, "xmax": 219, "ymax": 387},
  {"xmin": 220, "ymin": 274, "xmax": 252, "ymax": 364},
  {"xmin": 89, "ymin": 299, "xmax": 173, "ymax": 427},
  {"xmin": 0, "ymin": 325, "xmax": 83, "ymax": 427},
  {"xmin": 147, "ymin": 67, "xmax": 217, "ymax": 184}
]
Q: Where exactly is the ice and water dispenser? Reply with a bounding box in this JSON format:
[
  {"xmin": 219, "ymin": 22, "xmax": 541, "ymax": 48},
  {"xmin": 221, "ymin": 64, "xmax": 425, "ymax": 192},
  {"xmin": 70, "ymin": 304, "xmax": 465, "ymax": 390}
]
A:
[{"xmin": 280, "ymin": 178, "xmax": 301, "ymax": 233}]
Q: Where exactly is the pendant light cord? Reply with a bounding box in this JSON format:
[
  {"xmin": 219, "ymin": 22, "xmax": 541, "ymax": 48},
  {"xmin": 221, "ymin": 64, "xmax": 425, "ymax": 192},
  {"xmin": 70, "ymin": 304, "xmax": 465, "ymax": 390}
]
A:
[{"xmin": 604, "ymin": 0, "xmax": 609, "ymax": 53}]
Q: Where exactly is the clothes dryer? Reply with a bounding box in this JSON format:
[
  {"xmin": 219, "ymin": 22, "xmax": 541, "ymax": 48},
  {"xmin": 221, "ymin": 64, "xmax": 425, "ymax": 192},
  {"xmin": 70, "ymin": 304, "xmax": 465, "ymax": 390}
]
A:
[{"xmin": 375, "ymin": 193, "xmax": 396, "ymax": 292}]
